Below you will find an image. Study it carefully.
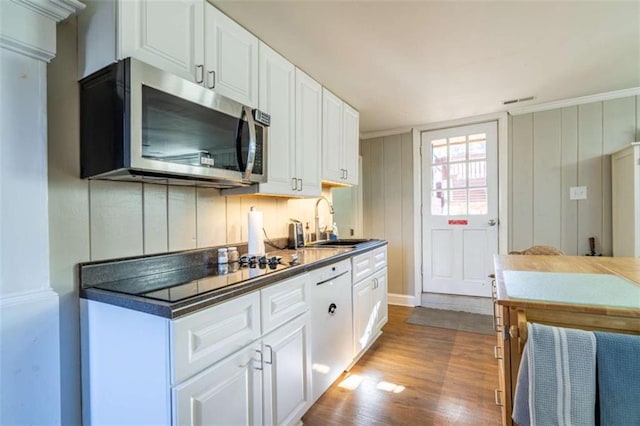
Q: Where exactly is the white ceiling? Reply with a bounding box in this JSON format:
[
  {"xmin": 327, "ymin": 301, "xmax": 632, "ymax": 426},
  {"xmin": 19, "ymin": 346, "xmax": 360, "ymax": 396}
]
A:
[{"xmin": 212, "ymin": 1, "xmax": 640, "ymax": 133}]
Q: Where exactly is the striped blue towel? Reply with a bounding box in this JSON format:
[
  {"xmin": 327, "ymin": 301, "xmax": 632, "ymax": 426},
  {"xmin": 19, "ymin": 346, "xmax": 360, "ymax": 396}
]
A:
[
  {"xmin": 594, "ymin": 332, "xmax": 640, "ymax": 425},
  {"xmin": 512, "ymin": 323, "xmax": 597, "ymax": 426}
]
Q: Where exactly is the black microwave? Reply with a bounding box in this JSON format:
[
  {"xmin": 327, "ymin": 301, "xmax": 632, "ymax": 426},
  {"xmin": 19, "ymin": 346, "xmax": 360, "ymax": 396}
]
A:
[{"xmin": 80, "ymin": 58, "xmax": 269, "ymax": 188}]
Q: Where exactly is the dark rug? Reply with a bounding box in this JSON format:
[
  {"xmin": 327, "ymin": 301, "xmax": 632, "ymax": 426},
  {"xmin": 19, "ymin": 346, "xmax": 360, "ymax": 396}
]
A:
[{"xmin": 406, "ymin": 307, "xmax": 494, "ymax": 335}]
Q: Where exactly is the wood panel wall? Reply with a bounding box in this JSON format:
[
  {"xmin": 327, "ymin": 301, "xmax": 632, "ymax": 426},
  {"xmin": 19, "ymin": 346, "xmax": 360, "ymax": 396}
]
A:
[
  {"xmin": 361, "ymin": 133, "xmax": 414, "ymax": 297},
  {"xmin": 509, "ymin": 96, "xmax": 639, "ymax": 256}
]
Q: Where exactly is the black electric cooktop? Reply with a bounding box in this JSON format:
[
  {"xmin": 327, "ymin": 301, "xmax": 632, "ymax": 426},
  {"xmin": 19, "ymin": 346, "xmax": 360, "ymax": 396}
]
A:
[{"xmin": 91, "ymin": 255, "xmax": 291, "ymax": 303}]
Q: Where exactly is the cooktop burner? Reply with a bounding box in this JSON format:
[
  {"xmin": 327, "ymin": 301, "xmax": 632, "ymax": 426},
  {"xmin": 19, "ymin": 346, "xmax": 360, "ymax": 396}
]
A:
[{"xmin": 92, "ymin": 254, "xmax": 291, "ymax": 303}]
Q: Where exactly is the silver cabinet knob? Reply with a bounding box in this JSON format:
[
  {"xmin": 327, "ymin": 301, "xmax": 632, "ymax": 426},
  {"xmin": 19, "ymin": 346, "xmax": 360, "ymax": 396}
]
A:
[{"xmin": 488, "ymin": 219, "xmax": 497, "ymax": 226}]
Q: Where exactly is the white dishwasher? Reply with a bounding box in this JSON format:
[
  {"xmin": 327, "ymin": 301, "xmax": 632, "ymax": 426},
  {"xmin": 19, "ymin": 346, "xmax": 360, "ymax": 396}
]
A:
[{"xmin": 310, "ymin": 259, "xmax": 353, "ymax": 402}]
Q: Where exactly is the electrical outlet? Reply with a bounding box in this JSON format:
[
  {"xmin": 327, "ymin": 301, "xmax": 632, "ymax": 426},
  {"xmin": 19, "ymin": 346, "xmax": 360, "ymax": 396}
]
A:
[{"xmin": 569, "ymin": 186, "xmax": 587, "ymax": 200}]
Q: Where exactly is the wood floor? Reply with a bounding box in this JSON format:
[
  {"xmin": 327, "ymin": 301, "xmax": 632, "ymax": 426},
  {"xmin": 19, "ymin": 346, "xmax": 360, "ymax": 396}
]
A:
[{"xmin": 302, "ymin": 305, "xmax": 502, "ymax": 425}]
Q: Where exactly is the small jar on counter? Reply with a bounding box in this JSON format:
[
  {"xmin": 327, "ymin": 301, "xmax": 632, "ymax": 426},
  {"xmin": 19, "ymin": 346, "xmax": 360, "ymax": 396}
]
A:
[
  {"xmin": 227, "ymin": 246, "xmax": 239, "ymax": 263},
  {"xmin": 218, "ymin": 248, "xmax": 228, "ymax": 264}
]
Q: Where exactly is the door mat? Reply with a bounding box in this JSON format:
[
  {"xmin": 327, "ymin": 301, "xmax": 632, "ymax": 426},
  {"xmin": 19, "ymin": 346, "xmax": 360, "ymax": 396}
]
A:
[{"xmin": 406, "ymin": 307, "xmax": 494, "ymax": 335}]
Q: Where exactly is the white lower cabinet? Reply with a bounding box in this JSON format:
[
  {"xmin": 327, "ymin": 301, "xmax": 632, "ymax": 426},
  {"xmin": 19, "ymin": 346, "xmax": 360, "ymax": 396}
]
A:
[
  {"xmin": 174, "ymin": 342, "xmax": 263, "ymax": 426},
  {"xmin": 262, "ymin": 313, "xmax": 311, "ymax": 426},
  {"xmin": 353, "ymin": 258, "xmax": 388, "ymax": 359}
]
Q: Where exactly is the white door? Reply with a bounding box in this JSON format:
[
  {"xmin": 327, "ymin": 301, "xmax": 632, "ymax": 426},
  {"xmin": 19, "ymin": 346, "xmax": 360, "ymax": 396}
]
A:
[
  {"xmin": 342, "ymin": 104, "xmax": 360, "ymax": 185},
  {"xmin": 421, "ymin": 122, "xmax": 498, "ymax": 297},
  {"xmin": 321, "ymin": 88, "xmax": 344, "ymax": 183}
]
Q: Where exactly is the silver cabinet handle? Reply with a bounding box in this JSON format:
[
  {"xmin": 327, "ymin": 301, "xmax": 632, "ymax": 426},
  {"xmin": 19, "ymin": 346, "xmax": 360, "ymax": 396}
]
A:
[
  {"xmin": 195, "ymin": 64, "xmax": 204, "ymax": 84},
  {"xmin": 494, "ymin": 389, "xmax": 503, "ymax": 406},
  {"xmin": 265, "ymin": 345, "xmax": 273, "ymax": 365},
  {"xmin": 254, "ymin": 349, "xmax": 263, "ymax": 370},
  {"xmin": 297, "ymin": 178, "xmax": 302, "ymax": 191},
  {"xmin": 488, "ymin": 219, "xmax": 497, "ymax": 226},
  {"xmin": 291, "ymin": 177, "xmax": 297, "ymax": 191},
  {"xmin": 207, "ymin": 70, "xmax": 216, "ymax": 89}
]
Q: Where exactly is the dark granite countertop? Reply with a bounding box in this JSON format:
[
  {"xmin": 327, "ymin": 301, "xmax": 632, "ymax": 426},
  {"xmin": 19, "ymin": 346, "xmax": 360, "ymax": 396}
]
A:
[{"xmin": 80, "ymin": 239, "xmax": 387, "ymax": 319}]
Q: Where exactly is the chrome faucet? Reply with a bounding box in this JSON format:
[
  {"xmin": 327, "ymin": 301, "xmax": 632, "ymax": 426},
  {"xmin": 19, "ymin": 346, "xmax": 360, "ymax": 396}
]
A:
[{"xmin": 314, "ymin": 196, "xmax": 334, "ymax": 242}]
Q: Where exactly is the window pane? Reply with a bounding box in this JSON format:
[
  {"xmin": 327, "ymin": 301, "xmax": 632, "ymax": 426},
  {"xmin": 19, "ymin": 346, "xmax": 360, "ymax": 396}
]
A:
[
  {"xmin": 450, "ymin": 136, "xmax": 466, "ymax": 144},
  {"xmin": 432, "ymin": 165, "xmax": 448, "ymax": 189},
  {"xmin": 432, "ymin": 145, "xmax": 447, "ymax": 164},
  {"xmin": 468, "ymin": 188, "xmax": 488, "ymax": 215},
  {"xmin": 468, "ymin": 141, "xmax": 486, "ymax": 160},
  {"xmin": 468, "ymin": 133, "xmax": 486, "ymax": 142},
  {"xmin": 449, "ymin": 142, "xmax": 466, "ymax": 162},
  {"xmin": 449, "ymin": 189, "xmax": 467, "ymax": 215},
  {"xmin": 449, "ymin": 163, "xmax": 466, "ymax": 188},
  {"xmin": 468, "ymin": 161, "xmax": 486, "ymax": 187},
  {"xmin": 431, "ymin": 190, "xmax": 447, "ymax": 215}
]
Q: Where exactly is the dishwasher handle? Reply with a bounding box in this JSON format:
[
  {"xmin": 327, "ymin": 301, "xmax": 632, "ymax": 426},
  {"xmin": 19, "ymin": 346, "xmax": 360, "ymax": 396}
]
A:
[{"xmin": 315, "ymin": 270, "xmax": 349, "ymax": 286}]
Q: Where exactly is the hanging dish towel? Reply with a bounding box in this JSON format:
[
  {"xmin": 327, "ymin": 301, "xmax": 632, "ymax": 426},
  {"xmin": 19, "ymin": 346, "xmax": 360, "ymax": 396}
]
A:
[
  {"xmin": 512, "ymin": 323, "xmax": 597, "ymax": 426},
  {"xmin": 594, "ymin": 331, "xmax": 640, "ymax": 426}
]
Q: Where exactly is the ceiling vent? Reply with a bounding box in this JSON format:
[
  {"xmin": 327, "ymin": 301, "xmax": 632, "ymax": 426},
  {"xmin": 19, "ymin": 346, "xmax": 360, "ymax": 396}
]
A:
[{"xmin": 503, "ymin": 96, "xmax": 535, "ymax": 105}]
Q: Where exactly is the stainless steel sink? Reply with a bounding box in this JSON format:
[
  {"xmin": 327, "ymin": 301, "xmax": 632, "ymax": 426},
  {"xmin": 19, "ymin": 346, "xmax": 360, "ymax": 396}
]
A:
[{"xmin": 308, "ymin": 238, "xmax": 374, "ymax": 248}]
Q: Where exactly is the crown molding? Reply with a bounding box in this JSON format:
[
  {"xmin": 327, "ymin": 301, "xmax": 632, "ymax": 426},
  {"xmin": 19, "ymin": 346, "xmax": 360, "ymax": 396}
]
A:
[
  {"xmin": 0, "ymin": 0, "xmax": 84, "ymax": 62},
  {"xmin": 13, "ymin": 0, "xmax": 85, "ymax": 22},
  {"xmin": 508, "ymin": 87, "xmax": 640, "ymax": 116}
]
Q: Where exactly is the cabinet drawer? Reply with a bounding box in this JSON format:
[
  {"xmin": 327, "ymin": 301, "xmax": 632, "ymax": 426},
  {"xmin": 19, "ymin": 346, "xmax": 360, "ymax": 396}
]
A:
[
  {"xmin": 352, "ymin": 246, "xmax": 387, "ymax": 283},
  {"xmin": 261, "ymin": 273, "xmax": 311, "ymax": 335},
  {"xmin": 171, "ymin": 292, "xmax": 261, "ymax": 384}
]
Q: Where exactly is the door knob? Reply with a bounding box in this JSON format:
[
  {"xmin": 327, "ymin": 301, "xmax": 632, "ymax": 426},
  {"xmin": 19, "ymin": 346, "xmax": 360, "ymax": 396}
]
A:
[{"xmin": 488, "ymin": 219, "xmax": 497, "ymax": 226}]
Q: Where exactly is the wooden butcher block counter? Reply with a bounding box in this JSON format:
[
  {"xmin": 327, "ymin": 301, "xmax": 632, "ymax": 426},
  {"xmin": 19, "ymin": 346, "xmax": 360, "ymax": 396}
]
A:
[{"xmin": 492, "ymin": 255, "xmax": 640, "ymax": 426}]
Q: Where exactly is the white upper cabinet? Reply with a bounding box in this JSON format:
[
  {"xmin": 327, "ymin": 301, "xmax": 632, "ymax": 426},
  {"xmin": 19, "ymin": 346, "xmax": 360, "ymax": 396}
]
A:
[
  {"xmin": 204, "ymin": 3, "xmax": 258, "ymax": 107},
  {"xmin": 224, "ymin": 52, "xmax": 321, "ymax": 197},
  {"xmin": 322, "ymin": 89, "xmax": 344, "ymax": 184},
  {"xmin": 322, "ymin": 88, "xmax": 359, "ymax": 185},
  {"xmin": 342, "ymin": 103, "xmax": 360, "ymax": 185},
  {"xmin": 79, "ymin": 0, "xmax": 204, "ymax": 81},
  {"xmin": 294, "ymin": 68, "xmax": 322, "ymax": 197},
  {"xmin": 257, "ymin": 42, "xmax": 296, "ymax": 195}
]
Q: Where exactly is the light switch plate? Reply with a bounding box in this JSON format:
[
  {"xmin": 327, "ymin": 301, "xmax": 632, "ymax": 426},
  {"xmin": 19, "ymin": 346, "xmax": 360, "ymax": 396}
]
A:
[{"xmin": 569, "ymin": 186, "xmax": 587, "ymax": 200}]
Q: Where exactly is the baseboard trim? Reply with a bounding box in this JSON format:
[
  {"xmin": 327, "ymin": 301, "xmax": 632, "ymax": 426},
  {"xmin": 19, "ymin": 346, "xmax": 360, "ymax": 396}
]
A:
[{"xmin": 388, "ymin": 293, "xmax": 419, "ymax": 307}]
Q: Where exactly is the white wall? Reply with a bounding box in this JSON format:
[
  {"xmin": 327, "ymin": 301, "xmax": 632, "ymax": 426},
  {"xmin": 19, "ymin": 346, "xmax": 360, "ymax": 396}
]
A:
[
  {"xmin": 47, "ymin": 18, "xmax": 330, "ymax": 424},
  {"xmin": 509, "ymin": 96, "xmax": 640, "ymax": 255}
]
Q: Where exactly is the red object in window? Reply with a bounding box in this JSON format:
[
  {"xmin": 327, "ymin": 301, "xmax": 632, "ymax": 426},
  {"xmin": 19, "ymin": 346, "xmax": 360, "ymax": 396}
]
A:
[{"xmin": 448, "ymin": 219, "xmax": 468, "ymax": 225}]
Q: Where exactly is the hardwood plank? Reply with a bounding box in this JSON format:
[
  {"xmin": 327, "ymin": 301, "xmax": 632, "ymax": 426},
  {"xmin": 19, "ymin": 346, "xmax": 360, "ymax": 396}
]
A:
[{"xmin": 302, "ymin": 306, "xmax": 501, "ymax": 426}]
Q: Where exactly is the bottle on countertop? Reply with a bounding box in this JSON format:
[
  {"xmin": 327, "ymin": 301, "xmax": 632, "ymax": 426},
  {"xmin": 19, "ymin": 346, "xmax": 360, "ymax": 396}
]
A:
[
  {"xmin": 331, "ymin": 222, "xmax": 339, "ymax": 241},
  {"xmin": 218, "ymin": 248, "xmax": 228, "ymax": 264},
  {"xmin": 305, "ymin": 222, "xmax": 311, "ymax": 244}
]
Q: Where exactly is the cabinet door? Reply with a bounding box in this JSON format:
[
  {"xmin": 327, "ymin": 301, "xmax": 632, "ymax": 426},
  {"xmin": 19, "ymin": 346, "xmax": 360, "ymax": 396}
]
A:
[
  {"xmin": 205, "ymin": 4, "xmax": 258, "ymax": 107},
  {"xmin": 372, "ymin": 267, "xmax": 388, "ymax": 332},
  {"xmin": 258, "ymin": 42, "xmax": 296, "ymax": 195},
  {"xmin": 295, "ymin": 68, "xmax": 322, "ymax": 197},
  {"xmin": 342, "ymin": 103, "xmax": 360, "ymax": 185},
  {"xmin": 262, "ymin": 314, "xmax": 312, "ymax": 426},
  {"xmin": 352, "ymin": 279, "xmax": 373, "ymax": 355},
  {"xmin": 321, "ymin": 88, "xmax": 344, "ymax": 183},
  {"xmin": 173, "ymin": 342, "xmax": 262, "ymax": 426},
  {"xmin": 119, "ymin": 0, "xmax": 204, "ymax": 82}
]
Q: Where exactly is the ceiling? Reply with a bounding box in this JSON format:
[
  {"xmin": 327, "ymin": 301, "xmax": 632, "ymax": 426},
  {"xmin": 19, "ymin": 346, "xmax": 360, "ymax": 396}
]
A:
[{"xmin": 212, "ymin": 1, "xmax": 640, "ymax": 134}]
